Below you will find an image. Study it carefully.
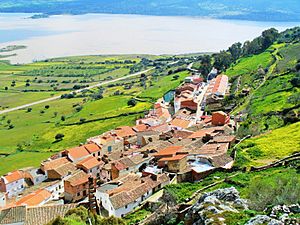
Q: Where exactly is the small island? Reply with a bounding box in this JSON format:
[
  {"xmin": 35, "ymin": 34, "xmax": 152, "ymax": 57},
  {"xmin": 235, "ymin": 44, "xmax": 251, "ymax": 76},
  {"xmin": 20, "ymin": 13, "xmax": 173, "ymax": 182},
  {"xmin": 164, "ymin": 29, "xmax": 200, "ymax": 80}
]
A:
[
  {"xmin": 29, "ymin": 13, "xmax": 50, "ymax": 19},
  {"xmin": 0, "ymin": 45, "xmax": 27, "ymax": 53}
]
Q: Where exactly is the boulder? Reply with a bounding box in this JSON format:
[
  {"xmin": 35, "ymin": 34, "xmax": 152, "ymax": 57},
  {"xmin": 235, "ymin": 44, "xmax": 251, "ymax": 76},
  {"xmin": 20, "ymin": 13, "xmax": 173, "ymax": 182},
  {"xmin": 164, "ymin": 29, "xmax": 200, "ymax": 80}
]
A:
[{"xmin": 245, "ymin": 215, "xmax": 283, "ymax": 225}]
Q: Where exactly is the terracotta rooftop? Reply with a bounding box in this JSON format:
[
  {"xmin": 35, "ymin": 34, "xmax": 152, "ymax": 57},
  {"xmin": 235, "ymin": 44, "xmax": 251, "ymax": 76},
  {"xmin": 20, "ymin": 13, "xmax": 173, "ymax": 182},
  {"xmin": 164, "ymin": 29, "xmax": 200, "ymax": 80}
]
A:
[
  {"xmin": 16, "ymin": 189, "xmax": 51, "ymax": 207},
  {"xmin": 132, "ymin": 124, "xmax": 149, "ymax": 132},
  {"xmin": 112, "ymin": 161, "xmax": 128, "ymax": 171},
  {"xmin": 83, "ymin": 143, "xmax": 101, "ymax": 154},
  {"xmin": 148, "ymin": 123, "xmax": 171, "ymax": 133},
  {"xmin": 197, "ymin": 143, "xmax": 229, "ymax": 156},
  {"xmin": 41, "ymin": 158, "xmax": 69, "ymax": 171},
  {"xmin": 211, "ymin": 154, "xmax": 234, "ymax": 168},
  {"xmin": 115, "ymin": 126, "xmax": 136, "ymax": 138},
  {"xmin": 153, "ymin": 146, "xmax": 183, "ymax": 157},
  {"xmin": 66, "ymin": 146, "xmax": 90, "ymax": 161},
  {"xmin": 170, "ymin": 118, "xmax": 191, "ymax": 129},
  {"xmin": 2, "ymin": 171, "xmax": 24, "ymax": 184},
  {"xmin": 26, "ymin": 204, "xmax": 78, "ymax": 225},
  {"xmin": 212, "ymin": 75, "xmax": 228, "ymax": 96},
  {"xmin": 212, "ymin": 135, "xmax": 236, "ymax": 143},
  {"xmin": 188, "ymin": 126, "xmax": 225, "ymax": 139},
  {"xmin": 54, "ymin": 162, "xmax": 77, "ymax": 177},
  {"xmin": 159, "ymin": 154, "xmax": 188, "ymax": 162},
  {"xmin": 0, "ymin": 206, "xmax": 26, "ymax": 224},
  {"xmin": 65, "ymin": 170, "xmax": 89, "ymax": 187},
  {"xmin": 77, "ymin": 156, "xmax": 102, "ymax": 170},
  {"xmin": 102, "ymin": 173, "xmax": 169, "ymax": 209}
]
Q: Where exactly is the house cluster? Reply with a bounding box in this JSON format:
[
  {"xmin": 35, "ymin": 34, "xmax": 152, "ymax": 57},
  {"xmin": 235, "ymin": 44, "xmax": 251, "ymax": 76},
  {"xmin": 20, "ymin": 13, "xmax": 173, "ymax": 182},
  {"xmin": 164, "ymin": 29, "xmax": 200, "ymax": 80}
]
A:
[{"xmin": 0, "ymin": 72, "xmax": 236, "ymax": 223}]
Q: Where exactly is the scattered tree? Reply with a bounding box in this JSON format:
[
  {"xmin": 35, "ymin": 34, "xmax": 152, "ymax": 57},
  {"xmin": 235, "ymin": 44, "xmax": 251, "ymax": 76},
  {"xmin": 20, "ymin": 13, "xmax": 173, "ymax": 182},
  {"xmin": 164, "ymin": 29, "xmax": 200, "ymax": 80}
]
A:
[
  {"xmin": 55, "ymin": 133, "xmax": 65, "ymax": 141},
  {"xmin": 127, "ymin": 99, "xmax": 137, "ymax": 107}
]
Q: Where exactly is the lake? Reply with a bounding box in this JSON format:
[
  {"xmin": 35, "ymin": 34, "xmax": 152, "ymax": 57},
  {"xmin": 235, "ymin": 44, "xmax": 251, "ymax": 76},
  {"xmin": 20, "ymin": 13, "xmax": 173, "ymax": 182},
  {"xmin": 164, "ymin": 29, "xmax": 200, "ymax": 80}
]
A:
[{"xmin": 0, "ymin": 13, "xmax": 299, "ymax": 64}]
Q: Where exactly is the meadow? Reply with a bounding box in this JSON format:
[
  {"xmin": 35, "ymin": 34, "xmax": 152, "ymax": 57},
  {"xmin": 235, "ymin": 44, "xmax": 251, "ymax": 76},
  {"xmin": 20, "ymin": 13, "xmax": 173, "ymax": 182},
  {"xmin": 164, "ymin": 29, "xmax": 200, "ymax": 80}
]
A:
[{"xmin": 235, "ymin": 121, "xmax": 300, "ymax": 167}]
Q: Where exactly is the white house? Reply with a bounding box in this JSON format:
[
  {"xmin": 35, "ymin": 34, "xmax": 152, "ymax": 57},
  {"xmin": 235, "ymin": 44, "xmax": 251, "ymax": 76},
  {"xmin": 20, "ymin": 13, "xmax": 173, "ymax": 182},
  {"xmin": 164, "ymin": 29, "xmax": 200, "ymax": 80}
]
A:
[
  {"xmin": 96, "ymin": 173, "xmax": 170, "ymax": 218},
  {"xmin": 0, "ymin": 171, "xmax": 25, "ymax": 198},
  {"xmin": 0, "ymin": 192, "xmax": 6, "ymax": 208},
  {"xmin": 44, "ymin": 180, "xmax": 64, "ymax": 201}
]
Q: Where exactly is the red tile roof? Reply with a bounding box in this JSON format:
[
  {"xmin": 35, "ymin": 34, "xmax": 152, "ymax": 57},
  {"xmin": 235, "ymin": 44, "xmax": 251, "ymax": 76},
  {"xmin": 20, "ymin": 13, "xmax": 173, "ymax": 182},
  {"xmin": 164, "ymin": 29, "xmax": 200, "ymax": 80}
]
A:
[
  {"xmin": 153, "ymin": 146, "xmax": 183, "ymax": 157},
  {"xmin": 188, "ymin": 128, "xmax": 216, "ymax": 139},
  {"xmin": 65, "ymin": 170, "xmax": 89, "ymax": 187},
  {"xmin": 212, "ymin": 75, "xmax": 228, "ymax": 95},
  {"xmin": 180, "ymin": 99, "xmax": 198, "ymax": 111},
  {"xmin": 66, "ymin": 146, "xmax": 90, "ymax": 161},
  {"xmin": 132, "ymin": 124, "xmax": 148, "ymax": 132},
  {"xmin": 170, "ymin": 118, "xmax": 191, "ymax": 129},
  {"xmin": 115, "ymin": 126, "xmax": 136, "ymax": 138},
  {"xmin": 83, "ymin": 143, "xmax": 101, "ymax": 154},
  {"xmin": 159, "ymin": 154, "xmax": 187, "ymax": 162},
  {"xmin": 41, "ymin": 158, "xmax": 69, "ymax": 171},
  {"xmin": 112, "ymin": 161, "xmax": 128, "ymax": 171},
  {"xmin": 77, "ymin": 156, "xmax": 101, "ymax": 170},
  {"xmin": 2, "ymin": 171, "xmax": 24, "ymax": 184},
  {"xmin": 16, "ymin": 189, "xmax": 51, "ymax": 207},
  {"xmin": 148, "ymin": 123, "xmax": 171, "ymax": 133},
  {"xmin": 212, "ymin": 135, "xmax": 236, "ymax": 143}
]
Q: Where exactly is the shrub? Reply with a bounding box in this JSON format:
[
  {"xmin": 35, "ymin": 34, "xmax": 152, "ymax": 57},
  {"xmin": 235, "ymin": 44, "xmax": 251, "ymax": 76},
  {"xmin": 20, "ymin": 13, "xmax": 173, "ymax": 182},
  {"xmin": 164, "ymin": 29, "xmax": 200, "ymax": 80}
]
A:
[
  {"xmin": 247, "ymin": 171, "xmax": 300, "ymax": 211},
  {"xmin": 55, "ymin": 133, "xmax": 65, "ymax": 141},
  {"xmin": 75, "ymin": 105, "xmax": 83, "ymax": 112},
  {"xmin": 127, "ymin": 99, "xmax": 137, "ymax": 107}
]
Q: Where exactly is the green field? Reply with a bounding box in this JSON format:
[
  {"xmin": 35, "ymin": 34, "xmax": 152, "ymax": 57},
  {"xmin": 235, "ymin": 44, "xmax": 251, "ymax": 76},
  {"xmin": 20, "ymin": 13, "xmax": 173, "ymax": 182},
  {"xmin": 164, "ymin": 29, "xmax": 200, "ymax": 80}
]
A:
[
  {"xmin": 226, "ymin": 51, "xmax": 274, "ymax": 78},
  {"xmin": 0, "ymin": 55, "xmax": 191, "ymax": 175},
  {"xmin": 235, "ymin": 122, "xmax": 300, "ymax": 167}
]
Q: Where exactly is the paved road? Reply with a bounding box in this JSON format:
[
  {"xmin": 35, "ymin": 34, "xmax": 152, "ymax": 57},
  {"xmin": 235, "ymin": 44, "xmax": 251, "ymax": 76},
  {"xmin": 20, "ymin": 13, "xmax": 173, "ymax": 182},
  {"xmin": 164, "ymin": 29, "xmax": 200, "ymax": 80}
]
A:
[
  {"xmin": 0, "ymin": 68, "xmax": 154, "ymax": 115},
  {"xmin": 196, "ymin": 83, "xmax": 208, "ymax": 118}
]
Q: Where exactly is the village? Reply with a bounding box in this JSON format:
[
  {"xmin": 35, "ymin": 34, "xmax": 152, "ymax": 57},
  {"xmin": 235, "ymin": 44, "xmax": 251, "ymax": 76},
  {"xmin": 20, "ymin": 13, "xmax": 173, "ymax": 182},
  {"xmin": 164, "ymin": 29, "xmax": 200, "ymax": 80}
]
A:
[{"xmin": 0, "ymin": 70, "xmax": 238, "ymax": 224}]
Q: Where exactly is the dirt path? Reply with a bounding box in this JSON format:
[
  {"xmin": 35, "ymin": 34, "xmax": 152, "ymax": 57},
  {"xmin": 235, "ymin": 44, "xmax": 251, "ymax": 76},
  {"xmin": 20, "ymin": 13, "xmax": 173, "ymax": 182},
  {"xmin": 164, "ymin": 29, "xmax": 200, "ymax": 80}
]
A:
[{"xmin": 0, "ymin": 68, "xmax": 154, "ymax": 115}]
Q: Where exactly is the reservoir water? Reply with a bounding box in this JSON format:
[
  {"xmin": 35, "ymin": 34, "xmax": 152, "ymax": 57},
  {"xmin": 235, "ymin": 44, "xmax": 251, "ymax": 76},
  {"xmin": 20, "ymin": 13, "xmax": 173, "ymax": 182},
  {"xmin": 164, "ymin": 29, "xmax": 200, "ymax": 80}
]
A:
[{"xmin": 0, "ymin": 13, "xmax": 299, "ymax": 64}]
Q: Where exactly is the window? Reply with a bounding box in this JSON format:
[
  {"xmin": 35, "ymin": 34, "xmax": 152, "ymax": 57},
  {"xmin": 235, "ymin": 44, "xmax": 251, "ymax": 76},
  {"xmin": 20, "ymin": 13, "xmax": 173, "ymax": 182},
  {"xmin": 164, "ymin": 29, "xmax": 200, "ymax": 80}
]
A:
[
  {"xmin": 98, "ymin": 152, "xmax": 101, "ymax": 156},
  {"xmin": 125, "ymin": 205, "xmax": 128, "ymax": 209},
  {"xmin": 77, "ymin": 192, "xmax": 81, "ymax": 196},
  {"xmin": 108, "ymin": 146, "xmax": 112, "ymax": 152},
  {"xmin": 83, "ymin": 190, "xmax": 87, "ymax": 196},
  {"xmin": 148, "ymin": 137, "xmax": 153, "ymax": 142}
]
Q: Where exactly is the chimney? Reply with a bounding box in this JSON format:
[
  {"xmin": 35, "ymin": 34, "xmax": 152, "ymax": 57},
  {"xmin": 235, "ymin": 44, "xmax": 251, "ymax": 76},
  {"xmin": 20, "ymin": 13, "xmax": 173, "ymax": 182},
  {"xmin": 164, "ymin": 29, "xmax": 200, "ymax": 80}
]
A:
[{"xmin": 150, "ymin": 174, "xmax": 158, "ymax": 181}]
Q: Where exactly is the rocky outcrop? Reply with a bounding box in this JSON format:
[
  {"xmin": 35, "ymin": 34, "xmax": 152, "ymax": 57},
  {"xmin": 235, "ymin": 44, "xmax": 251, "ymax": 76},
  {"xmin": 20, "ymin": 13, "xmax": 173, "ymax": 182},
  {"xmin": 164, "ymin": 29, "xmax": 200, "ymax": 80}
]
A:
[
  {"xmin": 185, "ymin": 187, "xmax": 300, "ymax": 225},
  {"xmin": 185, "ymin": 187, "xmax": 248, "ymax": 225},
  {"xmin": 246, "ymin": 204, "xmax": 300, "ymax": 225}
]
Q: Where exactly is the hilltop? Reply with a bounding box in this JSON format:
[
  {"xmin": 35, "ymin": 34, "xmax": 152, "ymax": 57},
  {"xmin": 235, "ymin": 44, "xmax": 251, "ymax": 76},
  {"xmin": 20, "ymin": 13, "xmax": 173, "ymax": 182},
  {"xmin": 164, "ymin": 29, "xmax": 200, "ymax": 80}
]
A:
[
  {"xmin": 0, "ymin": 25, "xmax": 299, "ymax": 225},
  {"xmin": 0, "ymin": 0, "xmax": 300, "ymax": 22}
]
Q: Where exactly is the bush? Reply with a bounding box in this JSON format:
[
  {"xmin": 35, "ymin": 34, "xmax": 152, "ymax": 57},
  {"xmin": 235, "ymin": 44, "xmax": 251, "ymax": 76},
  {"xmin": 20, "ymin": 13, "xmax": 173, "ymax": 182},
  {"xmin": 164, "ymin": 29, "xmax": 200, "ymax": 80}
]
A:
[
  {"xmin": 45, "ymin": 105, "xmax": 50, "ymax": 109},
  {"xmin": 55, "ymin": 133, "xmax": 65, "ymax": 141},
  {"xmin": 295, "ymin": 63, "xmax": 300, "ymax": 71},
  {"xmin": 75, "ymin": 105, "xmax": 83, "ymax": 112},
  {"xmin": 247, "ymin": 171, "xmax": 300, "ymax": 211},
  {"xmin": 127, "ymin": 99, "xmax": 137, "ymax": 107}
]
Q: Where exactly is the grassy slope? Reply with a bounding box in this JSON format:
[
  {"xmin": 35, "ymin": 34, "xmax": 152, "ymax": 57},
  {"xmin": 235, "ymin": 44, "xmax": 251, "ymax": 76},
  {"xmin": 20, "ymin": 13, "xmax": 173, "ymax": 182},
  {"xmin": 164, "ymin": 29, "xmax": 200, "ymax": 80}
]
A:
[
  {"xmin": 235, "ymin": 122, "xmax": 300, "ymax": 167},
  {"xmin": 164, "ymin": 166, "xmax": 298, "ymax": 204}
]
